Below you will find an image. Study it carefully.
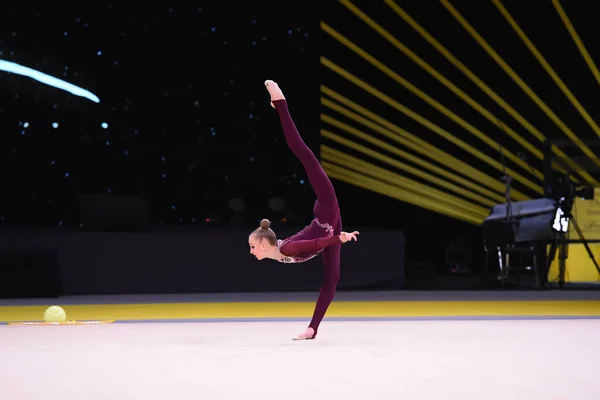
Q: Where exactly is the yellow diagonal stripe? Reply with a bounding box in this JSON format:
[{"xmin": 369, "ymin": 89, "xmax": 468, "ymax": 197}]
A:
[
  {"xmin": 339, "ymin": 0, "xmax": 545, "ymax": 181},
  {"xmin": 321, "ymin": 22, "xmax": 543, "ymax": 194},
  {"xmin": 320, "ymin": 57, "xmax": 533, "ymax": 200},
  {"xmin": 321, "ymin": 112, "xmax": 505, "ymax": 202},
  {"xmin": 320, "ymin": 94, "xmax": 505, "ymax": 203},
  {"xmin": 553, "ymin": 0, "xmax": 600, "ymax": 90},
  {"xmin": 494, "ymin": 0, "xmax": 600, "ymax": 144},
  {"xmin": 320, "ymin": 127, "xmax": 497, "ymax": 207},
  {"xmin": 323, "ymin": 161, "xmax": 484, "ymax": 224},
  {"xmin": 383, "ymin": 0, "xmax": 594, "ymax": 185},
  {"xmin": 441, "ymin": 0, "xmax": 600, "ymax": 172},
  {"xmin": 321, "ymin": 144, "xmax": 490, "ymax": 216}
]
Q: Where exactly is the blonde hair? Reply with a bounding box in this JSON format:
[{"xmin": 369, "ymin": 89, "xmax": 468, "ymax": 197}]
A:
[{"xmin": 251, "ymin": 219, "xmax": 277, "ymax": 246}]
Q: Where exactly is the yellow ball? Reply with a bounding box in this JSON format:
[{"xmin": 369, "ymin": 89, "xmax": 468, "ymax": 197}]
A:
[{"xmin": 44, "ymin": 306, "xmax": 67, "ymax": 323}]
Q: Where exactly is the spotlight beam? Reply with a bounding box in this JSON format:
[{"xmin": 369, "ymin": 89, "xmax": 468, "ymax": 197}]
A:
[
  {"xmin": 322, "ymin": 146, "xmax": 489, "ymax": 216},
  {"xmin": 320, "ymin": 94, "xmax": 508, "ymax": 203},
  {"xmin": 493, "ymin": 0, "xmax": 600, "ymax": 144},
  {"xmin": 338, "ymin": 0, "xmax": 546, "ymax": 177},
  {"xmin": 321, "ymin": 146, "xmax": 490, "ymax": 217},
  {"xmin": 322, "ymin": 161, "xmax": 484, "ymax": 225},
  {"xmin": 383, "ymin": 0, "xmax": 594, "ymax": 185},
  {"xmin": 321, "ymin": 56, "xmax": 542, "ymax": 196},
  {"xmin": 322, "ymin": 112, "xmax": 513, "ymax": 202},
  {"xmin": 321, "ymin": 21, "xmax": 543, "ymax": 193},
  {"xmin": 552, "ymin": 0, "xmax": 600, "ymax": 91},
  {"xmin": 321, "ymin": 130, "xmax": 499, "ymax": 207},
  {"xmin": 441, "ymin": 0, "xmax": 600, "ymax": 173}
]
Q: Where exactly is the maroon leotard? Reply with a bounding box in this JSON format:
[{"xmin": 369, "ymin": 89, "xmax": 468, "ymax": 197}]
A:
[{"xmin": 272, "ymin": 99, "xmax": 342, "ymax": 338}]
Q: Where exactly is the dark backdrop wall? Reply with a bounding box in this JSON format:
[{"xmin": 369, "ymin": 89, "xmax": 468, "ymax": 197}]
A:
[
  {"xmin": 0, "ymin": 1, "xmax": 322, "ymax": 229},
  {"xmin": 319, "ymin": 0, "xmax": 600, "ymax": 278},
  {"xmin": 1, "ymin": 1, "xmax": 599, "ymax": 292}
]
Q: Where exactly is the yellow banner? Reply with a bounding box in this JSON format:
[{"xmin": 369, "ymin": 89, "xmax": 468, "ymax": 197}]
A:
[
  {"xmin": 548, "ymin": 188, "xmax": 600, "ymax": 283},
  {"xmin": 572, "ymin": 188, "xmax": 600, "ymax": 240}
]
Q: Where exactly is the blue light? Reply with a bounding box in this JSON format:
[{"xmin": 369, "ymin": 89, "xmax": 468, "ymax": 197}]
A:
[
  {"xmin": 101, "ymin": 122, "xmax": 108, "ymax": 129},
  {"xmin": 105, "ymin": 140, "xmax": 110, "ymax": 146},
  {"xmin": 65, "ymin": 172, "xmax": 70, "ymax": 177},
  {"xmin": 300, "ymin": 180, "xmax": 305, "ymax": 184},
  {"xmin": 0, "ymin": 59, "xmax": 100, "ymax": 103}
]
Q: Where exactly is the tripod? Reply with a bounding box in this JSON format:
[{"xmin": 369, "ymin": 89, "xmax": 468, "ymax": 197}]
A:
[
  {"xmin": 547, "ymin": 202, "xmax": 600, "ymax": 289},
  {"xmin": 499, "ymin": 145, "xmax": 514, "ymax": 222},
  {"xmin": 483, "ymin": 144, "xmax": 542, "ymax": 288}
]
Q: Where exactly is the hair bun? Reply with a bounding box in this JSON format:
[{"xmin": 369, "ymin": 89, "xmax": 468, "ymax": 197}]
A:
[{"xmin": 260, "ymin": 219, "xmax": 271, "ymax": 229}]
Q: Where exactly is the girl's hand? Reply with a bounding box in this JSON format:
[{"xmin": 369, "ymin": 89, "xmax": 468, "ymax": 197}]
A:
[{"xmin": 339, "ymin": 231, "xmax": 360, "ymax": 243}]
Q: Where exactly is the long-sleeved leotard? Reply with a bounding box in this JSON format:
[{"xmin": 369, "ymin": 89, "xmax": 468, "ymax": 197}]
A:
[{"xmin": 272, "ymin": 99, "xmax": 342, "ymax": 338}]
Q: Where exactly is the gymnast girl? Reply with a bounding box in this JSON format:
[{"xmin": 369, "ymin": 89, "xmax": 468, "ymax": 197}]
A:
[{"xmin": 248, "ymin": 80, "xmax": 359, "ymax": 340}]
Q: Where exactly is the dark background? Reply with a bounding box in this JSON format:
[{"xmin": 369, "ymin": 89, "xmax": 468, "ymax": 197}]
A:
[
  {"xmin": 1, "ymin": 0, "xmax": 599, "ymax": 292},
  {"xmin": 0, "ymin": 1, "xmax": 322, "ymax": 228}
]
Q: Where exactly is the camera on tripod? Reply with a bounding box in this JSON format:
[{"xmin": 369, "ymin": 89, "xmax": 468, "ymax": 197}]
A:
[
  {"xmin": 482, "ymin": 166, "xmax": 599, "ymax": 288},
  {"xmin": 549, "ymin": 171, "xmax": 594, "ymax": 200},
  {"xmin": 549, "ymin": 173, "xmax": 595, "ymax": 234},
  {"xmin": 544, "ymin": 172, "xmax": 599, "ymax": 287}
]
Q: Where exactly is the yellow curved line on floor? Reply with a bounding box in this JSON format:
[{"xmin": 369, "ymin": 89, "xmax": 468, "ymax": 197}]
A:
[{"xmin": 0, "ymin": 301, "xmax": 599, "ymax": 322}]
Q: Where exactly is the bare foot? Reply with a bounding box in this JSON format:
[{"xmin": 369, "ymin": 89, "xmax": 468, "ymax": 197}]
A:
[
  {"xmin": 264, "ymin": 79, "xmax": 285, "ymax": 108},
  {"xmin": 292, "ymin": 327, "xmax": 315, "ymax": 340}
]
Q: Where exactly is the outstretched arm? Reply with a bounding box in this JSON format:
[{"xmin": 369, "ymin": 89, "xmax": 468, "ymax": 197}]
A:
[
  {"xmin": 266, "ymin": 81, "xmax": 337, "ymax": 206},
  {"xmin": 280, "ymin": 235, "xmax": 342, "ymax": 257},
  {"xmin": 279, "ymin": 231, "xmax": 359, "ymax": 256}
]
